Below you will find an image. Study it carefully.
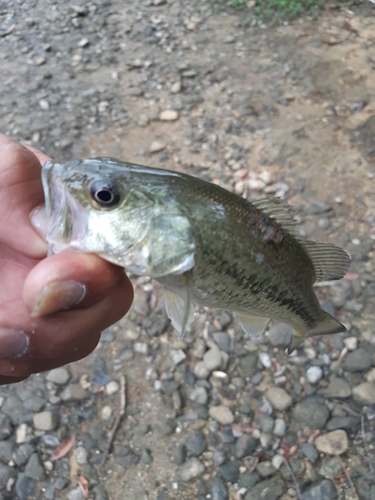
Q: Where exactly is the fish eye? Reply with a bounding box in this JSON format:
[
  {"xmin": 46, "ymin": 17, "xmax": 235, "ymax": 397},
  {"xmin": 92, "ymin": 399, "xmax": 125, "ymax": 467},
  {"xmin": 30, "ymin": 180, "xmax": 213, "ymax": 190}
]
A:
[{"xmin": 90, "ymin": 180, "xmax": 121, "ymax": 208}]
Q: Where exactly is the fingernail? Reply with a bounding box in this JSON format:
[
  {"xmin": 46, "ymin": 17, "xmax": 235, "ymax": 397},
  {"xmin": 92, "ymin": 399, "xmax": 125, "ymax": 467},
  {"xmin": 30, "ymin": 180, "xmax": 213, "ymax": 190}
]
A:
[
  {"xmin": 0, "ymin": 329, "xmax": 29, "ymax": 358},
  {"xmin": 30, "ymin": 205, "xmax": 47, "ymax": 237},
  {"xmin": 31, "ymin": 281, "xmax": 86, "ymax": 317}
]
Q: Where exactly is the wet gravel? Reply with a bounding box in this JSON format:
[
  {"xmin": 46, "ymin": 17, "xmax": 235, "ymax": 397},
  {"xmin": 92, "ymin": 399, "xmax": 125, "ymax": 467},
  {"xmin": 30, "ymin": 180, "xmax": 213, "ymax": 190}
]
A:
[{"xmin": 1, "ymin": 0, "xmax": 375, "ymax": 499}]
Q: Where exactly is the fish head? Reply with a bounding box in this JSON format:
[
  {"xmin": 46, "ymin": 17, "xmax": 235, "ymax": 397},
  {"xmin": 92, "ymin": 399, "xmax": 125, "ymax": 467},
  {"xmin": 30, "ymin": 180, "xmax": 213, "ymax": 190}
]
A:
[{"xmin": 42, "ymin": 157, "xmax": 196, "ymax": 277}]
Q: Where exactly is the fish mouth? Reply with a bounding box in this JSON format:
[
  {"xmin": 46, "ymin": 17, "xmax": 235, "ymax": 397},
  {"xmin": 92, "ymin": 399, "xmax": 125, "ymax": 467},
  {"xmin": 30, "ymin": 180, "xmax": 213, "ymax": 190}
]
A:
[{"xmin": 41, "ymin": 161, "xmax": 75, "ymax": 254}]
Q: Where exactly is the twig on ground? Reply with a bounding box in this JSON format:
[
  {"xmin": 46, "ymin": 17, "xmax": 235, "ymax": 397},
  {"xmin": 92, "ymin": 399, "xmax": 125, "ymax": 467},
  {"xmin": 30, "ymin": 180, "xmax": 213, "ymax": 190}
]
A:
[
  {"xmin": 101, "ymin": 374, "xmax": 126, "ymax": 468},
  {"xmin": 334, "ymin": 453, "xmax": 359, "ymax": 500},
  {"xmin": 282, "ymin": 455, "xmax": 302, "ymax": 500},
  {"xmin": 331, "ymin": 400, "xmax": 361, "ymax": 417},
  {"xmin": 361, "ymin": 414, "xmax": 375, "ymax": 475}
]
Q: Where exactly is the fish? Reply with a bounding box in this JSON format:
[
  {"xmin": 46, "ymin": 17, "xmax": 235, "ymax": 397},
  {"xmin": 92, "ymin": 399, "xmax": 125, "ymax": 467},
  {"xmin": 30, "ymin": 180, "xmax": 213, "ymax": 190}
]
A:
[{"xmin": 41, "ymin": 157, "xmax": 351, "ymax": 353}]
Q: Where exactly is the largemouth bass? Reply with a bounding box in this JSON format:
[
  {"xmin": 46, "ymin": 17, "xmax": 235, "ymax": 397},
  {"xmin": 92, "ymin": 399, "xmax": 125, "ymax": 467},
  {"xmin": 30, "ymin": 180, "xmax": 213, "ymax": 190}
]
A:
[{"xmin": 42, "ymin": 157, "xmax": 350, "ymax": 352}]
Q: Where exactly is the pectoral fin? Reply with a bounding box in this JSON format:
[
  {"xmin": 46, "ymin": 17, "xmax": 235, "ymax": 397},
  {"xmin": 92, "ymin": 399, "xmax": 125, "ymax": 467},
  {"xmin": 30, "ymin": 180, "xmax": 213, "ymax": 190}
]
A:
[
  {"xmin": 237, "ymin": 314, "xmax": 270, "ymax": 339},
  {"xmin": 164, "ymin": 288, "xmax": 194, "ymax": 336}
]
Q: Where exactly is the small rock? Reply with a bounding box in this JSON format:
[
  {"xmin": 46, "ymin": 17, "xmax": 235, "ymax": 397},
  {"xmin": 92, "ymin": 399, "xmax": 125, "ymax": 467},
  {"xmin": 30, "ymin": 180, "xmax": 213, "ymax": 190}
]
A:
[
  {"xmin": 343, "ymin": 337, "xmax": 358, "ymax": 350},
  {"xmin": 315, "ymin": 430, "xmax": 348, "ymax": 455},
  {"xmin": 306, "ymin": 366, "xmax": 323, "ymax": 384},
  {"xmin": 272, "ymin": 455, "xmax": 284, "ymax": 470},
  {"xmin": 105, "ymin": 381, "xmax": 119, "ymax": 395},
  {"xmin": 170, "ymin": 349, "xmax": 186, "ymax": 365},
  {"xmin": 352, "ymin": 382, "xmax": 375, "ymax": 405},
  {"xmin": 178, "ymin": 458, "xmax": 204, "ymax": 481},
  {"xmin": 61, "ymin": 384, "xmax": 89, "ymax": 402},
  {"xmin": 185, "ymin": 433, "xmax": 206, "ymax": 456},
  {"xmin": 15, "ymin": 473, "xmax": 35, "ymax": 500},
  {"xmin": 300, "ymin": 443, "xmax": 319, "ymax": 463},
  {"xmin": 13, "ymin": 444, "xmax": 35, "ymax": 466},
  {"xmin": 234, "ymin": 435, "xmax": 259, "ymax": 459},
  {"xmin": 301, "ymin": 479, "xmax": 337, "ymax": 500},
  {"xmin": 259, "ymin": 352, "xmax": 272, "ymax": 368},
  {"xmin": 256, "ymin": 461, "xmax": 276, "ymax": 478},
  {"xmin": 209, "ymin": 405, "xmax": 234, "ymax": 425},
  {"xmin": 211, "ymin": 477, "xmax": 228, "ymax": 500},
  {"xmin": 203, "ymin": 347, "xmax": 222, "ymax": 371},
  {"xmin": 0, "ymin": 463, "xmax": 12, "ymax": 489},
  {"xmin": 150, "ymin": 140, "xmax": 166, "ymax": 153},
  {"xmin": 267, "ymin": 323, "xmax": 293, "ymax": 347},
  {"xmin": 74, "ymin": 447, "xmax": 88, "ymax": 465},
  {"xmin": 159, "ymin": 110, "xmax": 178, "ymax": 121},
  {"xmin": 265, "ymin": 387, "xmax": 292, "ymax": 411},
  {"xmin": 101, "ymin": 406, "xmax": 112, "ymax": 420},
  {"xmin": 189, "ymin": 387, "xmax": 208, "ymax": 405},
  {"xmin": 67, "ymin": 487, "xmax": 85, "ymax": 500},
  {"xmin": 323, "ymin": 377, "xmax": 351, "ymax": 399},
  {"xmin": 170, "ymin": 81, "xmax": 182, "ymax": 94},
  {"xmin": 33, "ymin": 411, "xmax": 58, "ymax": 431},
  {"xmin": 46, "ymin": 367, "xmax": 70, "ymax": 385},
  {"xmin": 344, "ymin": 348, "xmax": 373, "ymax": 372},
  {"xmin": 153, "ymin": 0, "xmax": 166, "ymax": 5},
  {"xmin": 194, "ymin": 361, "xmax": 210, "ymax": 379},
  {"xmin": 318, "ymin": 457, "xmax": 342, "ymax": 479},
  {"xmin": 273, "ymin": 419, "xmax": 287, "ymax": 437},
  {"xmin": 25, "ymin": 453, "xmax": 44, "ymax": 480},
  {"xmin": 293, "ymin": 397, "xmax": 330, "ymax": 429},
  {"xmin": 245, "ymin": 477, "xmax": 285, "ymax": 500},
  {"xmin": 219, "ymin": 461, "xmax": 240, "ymax": 483},
  {"xmin": 365, "ymin": 368, "xmax": 375, "ymax": 382}
]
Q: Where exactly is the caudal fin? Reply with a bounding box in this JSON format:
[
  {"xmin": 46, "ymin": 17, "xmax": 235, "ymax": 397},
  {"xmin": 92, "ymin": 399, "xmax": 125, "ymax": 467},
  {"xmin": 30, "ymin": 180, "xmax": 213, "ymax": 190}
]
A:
[{"xmin": 288, "ymin": 312, "xmax": 346, "ymax": 354}]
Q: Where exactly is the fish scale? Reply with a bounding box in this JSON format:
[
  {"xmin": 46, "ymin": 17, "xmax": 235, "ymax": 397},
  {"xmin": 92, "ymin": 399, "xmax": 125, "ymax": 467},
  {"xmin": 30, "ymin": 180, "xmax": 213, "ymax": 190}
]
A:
[{"xmin": 42, "ymin": 157, "xmax": 350, "ymax": 352}]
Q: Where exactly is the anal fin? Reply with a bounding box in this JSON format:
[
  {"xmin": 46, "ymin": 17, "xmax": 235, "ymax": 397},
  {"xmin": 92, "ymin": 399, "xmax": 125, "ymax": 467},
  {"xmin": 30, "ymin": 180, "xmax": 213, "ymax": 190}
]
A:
[
  {"xmin": 164, "ymin": 288, "xmax": 194, "ymax": 336},
  {"xmin": 237, "ymin": 314, "xmax": 270, "ymax": 340}
]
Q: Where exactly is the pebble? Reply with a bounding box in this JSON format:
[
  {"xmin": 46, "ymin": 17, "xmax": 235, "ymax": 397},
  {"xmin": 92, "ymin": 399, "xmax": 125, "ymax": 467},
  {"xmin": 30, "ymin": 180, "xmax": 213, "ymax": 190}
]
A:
[
  {"xmin": 292, "ymin": 397, "xmax": 330, "ymax": 429},
  {"xmin": 150, "ymin": 140, "xmax": 166, "ymax": 153},
  {"xmin": 105, "ymin": 381, "xmax": 120, "ymax": 395},
  {"xmin": 209, "ymin": 405, "xmax": 234, "ymax": 425},
  {"xmin": 318, "ymin": 457, "xmax": 342, "ymax": 478},
  {"xmin": 265, "ymin": 387, "xmax": 292, "ymax": 411},
  {"xmin": 15, "ymin": 473, "xmax": 35, "ymax": 500},
  {"xmin": 273, "ymin": 418, "xmax": 287, "ymax": 437},
  {"xmin": 234, "ymin": 435, "xmax": 259, "ymax": 459},
  {"xmin": 25, "ymin": 453, "xmax": 44, "ymax": 480},
  {"xmin": 271, "ymin": 454, "xmax": 284, "ymax": 470},
  {"xmin": 33, "ymin": 411, "xmax": 58, "ymax": 431},
  {"xmin": 267, "ymin": 322, "xmax": 293, "ymax": 347},
  {"xmin": 170, "ymin": 349, "xmax": 186, "ymax": 365},
  {"xmin": 189, "ymin": 387, "xmax": 208, "ymax": 405},
  {"xmin": 219, "ymin": 461, "xmax": 240, "ymax": 483},
  {"xmin": 46, "ymin": 367, "xmax": 70, "ymax": 385},
  {"xmin": 185, "ymin": 433, "xmax": 206, "ymax": 456},
  {"xmin": 323, "ymin": 377, "xmax": 351, "ymax": 398},
  {"xmin": 344, "ymin": 348, "xmax": 373, "ymax": 371},
  {"xmin": 245, "ymin": 477, "xmax": 285, "ymax": 500},
  {"xmin": 300, "ymin": 443, "xmax": 319, "ymax": 463},
  {"xmin": 74, "ymin": 447, "xmax": 88, "ymax": 465},
  {"xmin": 352, "ymin": 382, "xmax": 375, "ymax": 404},
  {"xmin": 301, "ymin": 479, "xmax": 337, "ymax": 500},
  {"xmin": 159, "ymin": 110, "xmax": 179, "ymax": 121},
  {"xmin": 177, "ymin": 458, "xmax": 204, "ymax": 481},
  {"xmin": 194, "ymin": 361, "xmax": 210, "ymax": 379},
  {"xmin": 259, "ymin": 352, "xmax": 272, "ymax": 368},
  {"xmin": 67, "ymin": 488, "xmax": 85, "ymax": 500},
  {"xmin": 365, "ymin": 367, "xmax": 375, "ymax": 382},
  {"xmin": 203, "ymin": 347, "xmax": 222, "ymax": 371},
  {"xmin": 61, "ymin": 384, "xmax": 89, "ymax": 402},
  {"xmin": 101, "ymin": 406, "xmax": 112, "ymax": 420},
  {"xmin": 210, "ymin": 477, "xmax": 228, "ymax": 500},
  {"xmin": 0, "ymin": 441, "xmax": 13, "ymax": 463},
  {"xmin": 306, "ymin": 366, "xmax": 323, "ymax": 384},
  {"xmin": 256, "ymin": 461, "xmax": 276, "ymax": 478},
  {"xmin": 343, "ymin": 336, "xmax": 358, "ymax": 350},
  {"xmin": 314, "ymin": 429, "xmax": 348, "ymax": 455}
]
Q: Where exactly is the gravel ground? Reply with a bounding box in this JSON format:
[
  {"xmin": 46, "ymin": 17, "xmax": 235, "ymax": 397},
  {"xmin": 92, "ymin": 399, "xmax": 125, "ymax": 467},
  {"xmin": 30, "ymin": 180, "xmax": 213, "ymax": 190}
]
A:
[{"xmin": 1, "ymin": 0, "xmax": 375, "ymax": 499}]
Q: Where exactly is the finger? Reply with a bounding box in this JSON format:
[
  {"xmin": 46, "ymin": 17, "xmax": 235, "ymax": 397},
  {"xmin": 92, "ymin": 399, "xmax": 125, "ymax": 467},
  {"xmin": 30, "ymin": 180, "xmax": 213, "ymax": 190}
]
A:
[
  {"xmin": 24, "ymin": 144, "xmax": 52, "ymax": 165},
  {"xmin": 0, "ymin": 274, "xmax": 132, "ymax": 377},
  {"xmin": 0, "ymin": 134, "xmax": 48, "ymax": 258},
  {"xmin": 22, "ymin": 252, "xmax": 132, "ymax": 316}
]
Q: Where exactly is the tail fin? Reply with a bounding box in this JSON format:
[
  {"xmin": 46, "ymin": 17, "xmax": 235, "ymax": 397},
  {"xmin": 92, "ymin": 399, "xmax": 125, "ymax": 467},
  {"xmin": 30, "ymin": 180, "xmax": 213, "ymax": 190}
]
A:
[{"xmin": 288, "ymin": 312, "xmax": 346, "ymax": 354}]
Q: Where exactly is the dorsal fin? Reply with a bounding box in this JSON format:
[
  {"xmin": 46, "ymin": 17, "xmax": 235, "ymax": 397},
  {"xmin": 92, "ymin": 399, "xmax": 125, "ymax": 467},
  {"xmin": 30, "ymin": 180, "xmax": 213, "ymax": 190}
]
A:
[
  {"xmin": 250, "ymin": 197, "xmax": 351, "ymax": 282},
  {"xmin": 298, "ymin": 240, "xmax": 350, "ymax": 282},
  {"xmin": 250, "ymin": 197, "xmax": 298, "ymax": 235}
]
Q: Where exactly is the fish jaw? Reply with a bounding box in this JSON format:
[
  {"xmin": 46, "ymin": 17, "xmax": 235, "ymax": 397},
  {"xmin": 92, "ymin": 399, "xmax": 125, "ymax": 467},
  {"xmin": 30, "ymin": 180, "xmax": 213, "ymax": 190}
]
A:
[{"xmin": 42, "ymin": 161, "xmax": 90, "ymax": 255}]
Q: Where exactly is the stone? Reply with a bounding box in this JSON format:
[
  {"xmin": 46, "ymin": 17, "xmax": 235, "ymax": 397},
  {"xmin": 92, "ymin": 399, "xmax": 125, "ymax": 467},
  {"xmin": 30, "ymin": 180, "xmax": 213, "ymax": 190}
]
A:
[
  {"xmin": 322, "ymin": 377, "xmax": 351, "ymax": 399},
  {"xmin": 210, "ymin": 477, "xmax": 228, "ymax": 500},
  {"xmin": 273, "ymin": 419, "xmax": 287, "ymax": 437},
  {"xmin": 1, "ymin": 395, "xmax": 24, "ymax": 425},
  {"xmin": 267, "ymin": 323, "xmax": 293, "ymax": 347},
  {"xmin": 46, "ymin": 367, "xmax": 70, "ymax": 385},
  {"xmin": 189, "ymin": 387, "xmax": 208, "ymax": 405},
  {"xmin": 365, "ymin": 368, "xmax": 375, "ymax": 382},
  {"xmin": 74, "ymin": 447, "xmax": 88, "ymax": 465},
  {"xmin": 33, "ymin": 411, "xmax": 58, "ymax": 431},
  {"xmin": 178, "ymin": 458, "xmax": 204, "ymax": 481},
  {"xmin": 0, "ymin": 463, "xmax": 12, "ymax": 489},
  {"xmin": 185, "ymin": 433, "xmax": 206, "ymax": 456},
  {"xmin": 245, "ymin": 477, "xmax": 285, "ymax": 500},
  {"xmin": 256, "ymin": 461, "xmax": 276, "ymax": 478},
  {"xmin": 301, "ymin": 479, "xmax": 337, "ymax": 500},
  {"xmin": 306, "ymin": 366, "xmax": 323, "ymax": 384},
  {"xmin": 265, "ymin": 387, "xmax": 292, "ymax": 411},
  {"xmin": 344, "ymin": 348, "xmax": 373, "ymax": 372},
  {"xmin": 105, "ymin": 381, "xmax": 120, "ymax": 395},
  {"xmin": 300, "ymin": 443, "xmax": 319, "ymax": 464},
  {"xmin": 173, "ymin": 445, "xmax": 186, "ymax": 465},
  {"xmin": 61, "ymin": 384, "xmax": 89, "ymax": 402},
  {"xmin": 234, "ymin": 435, "xmax": 259, "ymax": 459},
  {"xmin": 209, "ymin": 405, "xmax": 234, "ymax": 425},
  {"xmin": 219, "ymin": 461, "xmax": 240, "ymax": 483},
  {"xmin": 239, "ymin": 472, "xmax": 260, "ymax": 488},
  {"xmin": 14, "ymin": 443, "xmax": 35, "ymax": 466},
  {"xmin": 203, "ymin": 347, "xmax": 222, "ymax": 371},
  {"xmin": 0, "ymin": 415, "xmax": 12, "ymax": 440},
  {"xmin": 194, "ymin": 361, "xmax": 210, "ymax": 379},
  {"xmin": 293, "ymin": 397, "xmax": 330, "ymax": 429},
  {"xmin": 15, "ymin": 473, "xmax": 35, "ymax": 500},
  {"xmin": 318, "ymin": 457, "xmax": 342, "ymax": 479},
  {"xmin": 325, "ymin": 416, "xmax": 360, "ymax": 431},
  {"xmin": 314, "ymin": 430, "xmax": 348, "ymax": 455},
  {"xmin": 352, "ymin": 382, "xmax": 375, "ymax": 404},
  {"xmin": 67, "ymin": 488, "xmax": 85, "ymax": 500},
  {"xmin": 159, "ymin": 110, "xmax": 178, "ymax": 121},
  {"xmin": 170, "ymin": 349, "xmax": 186, "ymax": 365},
  {"xmin": 0, "ymin": 441, "xmax": 13, "ymax": 463},
  {"xmin": 150, "ymin": 140, "xmax": 165, "ymax": 153},
  {"xmin": 25, "ymin": 453, "xmax": 44, "ymax": 480}
]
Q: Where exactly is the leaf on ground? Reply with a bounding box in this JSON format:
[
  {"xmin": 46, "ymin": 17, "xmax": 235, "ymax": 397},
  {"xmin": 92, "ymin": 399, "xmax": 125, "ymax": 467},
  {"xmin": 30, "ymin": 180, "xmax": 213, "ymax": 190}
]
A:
[
  {"xmin": 51, "ymin": 434, "xmax": 76, "ymax": 461},
  {"xmin": 78, "ymin": 476, "xmax": 89, "ymax": 499}
]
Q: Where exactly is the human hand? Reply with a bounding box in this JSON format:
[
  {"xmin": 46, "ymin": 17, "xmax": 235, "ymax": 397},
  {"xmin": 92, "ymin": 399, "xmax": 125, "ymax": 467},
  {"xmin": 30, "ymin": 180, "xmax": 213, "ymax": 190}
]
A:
[{"xmin": 0, "ymin": 135, "xmax": 133, "ymax": 385}]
